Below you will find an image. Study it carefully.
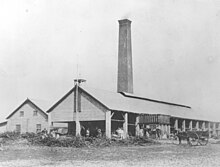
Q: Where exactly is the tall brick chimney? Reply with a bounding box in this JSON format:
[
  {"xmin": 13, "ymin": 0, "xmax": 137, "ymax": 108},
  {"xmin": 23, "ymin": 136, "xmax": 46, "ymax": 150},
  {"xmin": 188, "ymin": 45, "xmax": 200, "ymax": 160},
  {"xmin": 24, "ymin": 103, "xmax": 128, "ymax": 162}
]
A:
[{"xmin": 117, "ymin": 19, "xmax": 133, "ymax": 93}]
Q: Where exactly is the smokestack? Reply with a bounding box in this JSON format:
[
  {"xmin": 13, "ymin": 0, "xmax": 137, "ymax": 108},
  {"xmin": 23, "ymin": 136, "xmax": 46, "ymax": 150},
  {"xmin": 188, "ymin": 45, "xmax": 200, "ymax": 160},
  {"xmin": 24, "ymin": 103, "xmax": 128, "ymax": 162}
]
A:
[{"xmin": 117, "ymin": 19, "xmax": 133, "ymax": 93}]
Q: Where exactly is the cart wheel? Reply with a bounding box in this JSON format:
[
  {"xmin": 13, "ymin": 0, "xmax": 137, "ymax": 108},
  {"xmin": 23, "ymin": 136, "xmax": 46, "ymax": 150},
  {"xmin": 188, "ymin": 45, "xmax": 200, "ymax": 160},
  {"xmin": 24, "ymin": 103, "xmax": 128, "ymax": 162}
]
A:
[
  {"xmin": 199, "ymin": 136, "xmax": 208, "ymax": 146},
  {"xmin": 188, "ymin": 132, "xmax": 199, "ymax": 146},
  {"xmin": 171, "ymin": 135, "xmax": 179, "ymax": 145}
]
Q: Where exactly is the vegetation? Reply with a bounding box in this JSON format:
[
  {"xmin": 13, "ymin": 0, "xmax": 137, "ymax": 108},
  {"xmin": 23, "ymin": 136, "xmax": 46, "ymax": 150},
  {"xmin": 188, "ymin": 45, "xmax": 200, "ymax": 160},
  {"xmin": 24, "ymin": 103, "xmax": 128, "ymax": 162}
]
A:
[{"xmin": 0, "ymin": 131, "xmax": 159, "ymax": 148}]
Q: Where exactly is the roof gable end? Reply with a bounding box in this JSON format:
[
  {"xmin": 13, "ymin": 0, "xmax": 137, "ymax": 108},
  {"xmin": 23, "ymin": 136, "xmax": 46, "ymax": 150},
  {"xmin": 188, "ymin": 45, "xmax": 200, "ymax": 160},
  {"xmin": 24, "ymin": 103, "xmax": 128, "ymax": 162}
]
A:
[
  {"xmin": 47, "ymin": 86, "xmax": 109, "ymax": 113},
  {"xmin": 6, "ymin": 98, "xmax": 48, "ymax": 119}
]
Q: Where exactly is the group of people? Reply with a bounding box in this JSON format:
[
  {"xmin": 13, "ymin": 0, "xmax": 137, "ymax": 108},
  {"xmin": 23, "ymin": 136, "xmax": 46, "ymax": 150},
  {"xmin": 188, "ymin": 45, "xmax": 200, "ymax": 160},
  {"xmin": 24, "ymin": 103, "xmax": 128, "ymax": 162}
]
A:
[
  {"xmin": 81, "ymin": 126, "xmax": 102, "ymax": 138},
  {"xmin": 112, "ymin": 127, "xmax": 126, "ymax": 139},
  {"xmin": 138, "ymin": 125, "xmax": 162, "ymax": 139},
  {"xmin": 111, "ymin": 125, "xmax": 163, "ymax": 140}
]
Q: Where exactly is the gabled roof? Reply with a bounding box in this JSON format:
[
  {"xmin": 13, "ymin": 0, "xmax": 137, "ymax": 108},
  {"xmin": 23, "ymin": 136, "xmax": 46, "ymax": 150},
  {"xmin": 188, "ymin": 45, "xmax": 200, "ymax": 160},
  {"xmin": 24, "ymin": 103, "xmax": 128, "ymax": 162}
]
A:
[
  {"xmin": 29, "ymin": 98, "xmax": 53, "ymax": 112},
  {"xmin": 6, "ymin": 98, "xmax": 49, "ymax": 119},
  {"xmin": 83, "ymin": 87, "xmax": 218, "ymax": 122},
  {"xmin": 46, "ymin": 85, "xmax": 218, "ymax": 122},
  {"xmin": 47, "ymin": 85, "xmax": 195, "ymax": 118},
  {"xmin": 82, "ymin": 86, "xmax": 193, "ymax": 116},
  {"xmin": 47, "ymin": 87, "xmax": 76, "ymax": 113}
]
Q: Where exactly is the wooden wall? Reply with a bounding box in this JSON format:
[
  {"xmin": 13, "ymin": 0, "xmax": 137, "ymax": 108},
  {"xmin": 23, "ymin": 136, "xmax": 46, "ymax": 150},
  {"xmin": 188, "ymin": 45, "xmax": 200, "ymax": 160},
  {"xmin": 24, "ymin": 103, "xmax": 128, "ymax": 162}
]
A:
[
  {"xmin": 50, "ymin": 90, "xmax": 75, "ymax": 122},
  {"xmin": 7, "ymin": 102, "xmax": 48, "ymax": 133},
  {"xmin": 78, "ymin": 91, "xmax": 106, "ymax": 121},
  {"xmin": 50, "ymin": 89, "xmax": 106, "ymax": 123},
  {"xmin": 139, "ymin": 114, "xmax": 170, "ymax": 124}
]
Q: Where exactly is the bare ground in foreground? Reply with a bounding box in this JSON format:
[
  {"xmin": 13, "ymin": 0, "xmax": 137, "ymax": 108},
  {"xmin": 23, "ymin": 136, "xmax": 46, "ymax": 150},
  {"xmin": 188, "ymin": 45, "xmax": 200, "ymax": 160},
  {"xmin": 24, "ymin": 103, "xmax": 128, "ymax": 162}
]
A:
[{"xmin": 1, "ymin": 141, "xmax": 220, "ymax": 167}]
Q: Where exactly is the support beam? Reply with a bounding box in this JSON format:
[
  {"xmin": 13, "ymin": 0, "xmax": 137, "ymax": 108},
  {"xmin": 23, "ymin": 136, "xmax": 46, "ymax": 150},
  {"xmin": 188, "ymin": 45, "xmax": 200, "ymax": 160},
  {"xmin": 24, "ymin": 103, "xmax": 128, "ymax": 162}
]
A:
[
  {"xmin": 167, "ymin": 125, "xmax": 170, "ymax": 137},
  {"xmin": 166, "ymin": 124, "xmax": 168, "ymax": 132},
  {"xmin": 189, "ymin": 121, "xmax": 192, "ymax": 130},
  {"xmin": 75, "ymin": 120, "xmax": 81, "ymax": 136},
  {"xmin": 217, "ymin": 123, "xmax": 220, "ymax": 136},
  {"xmin": 123, "ymin": 113, "xmax": 128, "ymax": 138},
  {"xmin": 182, "ymin": 120, "xmax": 186, "ymax": 132},
  {"xmin": 213, "ymin": 123, "xmax": 216, "ymax": 136},
  {"xmin": 165, "ymin": 124, "xmax": 168, "ymax": 138},
  {"xmin": 135, "ymin": 115, "xmax": 140, "ymax": 137},
  {"xmin": 75, "ymin": 84, "xmax": 81, "ymax": 136},
  {"xmin": 208, "ymin": 122, "xmax": 211, "ymax": 137},
  {"xmin": 202, "ymin": 122, "xmax": 205, "ymax": 130},
  {"xmin": 174, "ymin": 119, "xmax": 178, "ymax": 130},
  {"xmin": 75, "ymin": 100, "xmax": 81, "ymax": 136},
  {"xmin": 162, "ymin": 124, "xmax": 165, "ymax": 136},
  {"xmin": 105, "ymin": 111, "xmax": 111, "ymax": 138},
  {"xmin": 111, "ymin": 112, "xmax": 114, "ymax": 118},
  {"xmin": 196, "ymin": 121, "xmax": 199, "ymax": 130}
]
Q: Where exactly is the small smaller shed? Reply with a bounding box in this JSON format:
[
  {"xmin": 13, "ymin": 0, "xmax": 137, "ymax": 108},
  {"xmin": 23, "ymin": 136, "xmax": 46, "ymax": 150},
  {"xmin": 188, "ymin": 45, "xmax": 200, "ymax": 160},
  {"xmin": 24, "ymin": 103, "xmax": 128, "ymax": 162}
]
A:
[{"xmin": 0, "ymin": 121, "xmax": 7, "ymax": 133}]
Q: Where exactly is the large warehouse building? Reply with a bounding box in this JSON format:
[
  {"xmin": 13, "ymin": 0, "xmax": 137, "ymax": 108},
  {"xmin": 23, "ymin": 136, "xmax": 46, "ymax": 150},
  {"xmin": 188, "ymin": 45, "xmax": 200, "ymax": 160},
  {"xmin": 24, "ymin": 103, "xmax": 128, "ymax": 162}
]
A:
[{"xmin": 47, "ymin": 19, "xmax": 220, "ymax": 138}]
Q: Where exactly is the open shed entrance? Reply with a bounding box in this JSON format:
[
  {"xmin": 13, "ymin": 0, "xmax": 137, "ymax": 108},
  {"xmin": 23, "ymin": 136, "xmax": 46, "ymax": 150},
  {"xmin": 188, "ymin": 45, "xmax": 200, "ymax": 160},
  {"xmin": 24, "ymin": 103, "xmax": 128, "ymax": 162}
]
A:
[
  {"xmin": 68, "ymin": 121, "xmax": 105, "ymax": 137},
  {"xmin": 111, "ymin": 111, "xmax": 136, "ymax": 136}
]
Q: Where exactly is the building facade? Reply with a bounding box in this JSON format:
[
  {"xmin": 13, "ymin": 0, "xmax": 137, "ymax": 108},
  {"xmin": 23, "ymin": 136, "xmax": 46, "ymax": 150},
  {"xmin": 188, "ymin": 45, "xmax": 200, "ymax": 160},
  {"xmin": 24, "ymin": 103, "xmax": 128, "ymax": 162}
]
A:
[
  {"xmin": 46, "ymin": 19, "xmax": 220, "ymax": 138},
  {"xmin": 6, "ymin": 99, "xmax": 49, "ymax": 133}
]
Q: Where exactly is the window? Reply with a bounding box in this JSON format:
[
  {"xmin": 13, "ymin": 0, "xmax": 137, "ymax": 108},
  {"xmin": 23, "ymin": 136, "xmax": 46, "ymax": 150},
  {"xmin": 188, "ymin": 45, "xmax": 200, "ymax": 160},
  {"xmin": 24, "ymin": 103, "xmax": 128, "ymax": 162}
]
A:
[
  {"xmin": 33, "ymin": 110, "xmax": 38, "ymax": 116},
  {"xmin": 20, "ymin": 111, "xmax": 24, "ymax": 117},
  {"xmin": 36, "ymin": 124, "xmax": 41, "ymax": 133},
  {"xmin": 16, "ymin": 124, "xmax": 21, "ymax": 133}
]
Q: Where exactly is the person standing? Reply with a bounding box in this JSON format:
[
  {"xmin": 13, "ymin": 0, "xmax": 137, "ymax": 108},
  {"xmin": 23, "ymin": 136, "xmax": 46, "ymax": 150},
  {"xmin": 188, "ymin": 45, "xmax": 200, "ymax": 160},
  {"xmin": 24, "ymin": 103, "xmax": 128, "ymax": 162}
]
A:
[{"xmin": 86, "ymin": 128, "xmax": 90, "ymax": 137}]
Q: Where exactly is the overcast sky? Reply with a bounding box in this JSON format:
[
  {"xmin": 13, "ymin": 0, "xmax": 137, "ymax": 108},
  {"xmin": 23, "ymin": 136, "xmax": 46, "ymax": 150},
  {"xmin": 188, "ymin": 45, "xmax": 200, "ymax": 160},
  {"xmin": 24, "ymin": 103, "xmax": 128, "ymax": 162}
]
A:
[{"xmin": 1, "ymin": 0, "xmax": 220, "ymax": 122}]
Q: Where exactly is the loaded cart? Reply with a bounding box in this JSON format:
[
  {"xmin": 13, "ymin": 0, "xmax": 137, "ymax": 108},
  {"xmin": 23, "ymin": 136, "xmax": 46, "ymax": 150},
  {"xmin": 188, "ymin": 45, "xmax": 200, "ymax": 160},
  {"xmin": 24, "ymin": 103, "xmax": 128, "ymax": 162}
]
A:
[{"xmin": 171, "ymin": 130, "xmax": 209, "ymax": 146}]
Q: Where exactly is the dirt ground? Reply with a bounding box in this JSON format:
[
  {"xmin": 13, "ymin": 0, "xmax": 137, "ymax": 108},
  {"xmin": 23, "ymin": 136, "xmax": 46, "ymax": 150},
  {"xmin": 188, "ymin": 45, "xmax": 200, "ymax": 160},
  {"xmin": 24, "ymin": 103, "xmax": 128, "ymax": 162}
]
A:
[{"xmin": 1, "ymin": 141, "xmax": 220, "ymax": 167}]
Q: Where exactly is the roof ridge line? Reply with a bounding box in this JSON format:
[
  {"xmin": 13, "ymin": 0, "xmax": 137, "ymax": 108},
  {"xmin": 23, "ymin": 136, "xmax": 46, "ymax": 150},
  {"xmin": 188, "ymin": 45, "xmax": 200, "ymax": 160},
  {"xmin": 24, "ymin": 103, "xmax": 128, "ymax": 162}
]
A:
[{"xmin": 120, "ymin": 92, "xmax": 191, "ymax": 109}]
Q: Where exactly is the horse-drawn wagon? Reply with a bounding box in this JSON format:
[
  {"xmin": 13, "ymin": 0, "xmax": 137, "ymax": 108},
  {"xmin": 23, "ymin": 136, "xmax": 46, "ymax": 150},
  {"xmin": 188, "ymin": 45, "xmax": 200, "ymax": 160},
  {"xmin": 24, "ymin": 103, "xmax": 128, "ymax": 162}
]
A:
[{"xmin": 171, "ymin": 130, "xmax": 209, "ymax": 146}]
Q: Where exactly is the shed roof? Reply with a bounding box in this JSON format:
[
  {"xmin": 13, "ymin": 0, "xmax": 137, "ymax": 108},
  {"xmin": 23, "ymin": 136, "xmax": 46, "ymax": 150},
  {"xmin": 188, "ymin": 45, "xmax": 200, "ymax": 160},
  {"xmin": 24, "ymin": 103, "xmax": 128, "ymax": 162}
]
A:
[
  {"xmin": 82, "ymin": 86, "xmax": 204, "ymax": 120},
  {"xmin": 48, "ymin": 85, "xmax": 216, "ymax": 122},
  {"xmin": 0, "ymin": 121, "xmax": 7, "ymax": 127}
]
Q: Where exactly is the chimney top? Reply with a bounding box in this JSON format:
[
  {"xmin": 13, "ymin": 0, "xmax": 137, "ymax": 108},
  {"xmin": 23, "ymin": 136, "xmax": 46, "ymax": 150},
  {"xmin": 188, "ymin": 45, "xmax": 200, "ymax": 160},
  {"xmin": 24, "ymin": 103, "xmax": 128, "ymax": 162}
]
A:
[{"xmin": 118, "ymin": 19, "xmax": 132, "ymax": 25}]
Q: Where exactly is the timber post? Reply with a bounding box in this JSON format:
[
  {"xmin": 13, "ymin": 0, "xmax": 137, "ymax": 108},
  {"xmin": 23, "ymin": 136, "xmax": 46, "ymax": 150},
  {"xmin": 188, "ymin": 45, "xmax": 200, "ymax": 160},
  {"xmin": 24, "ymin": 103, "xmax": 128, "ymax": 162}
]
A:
[
  {"xmin": 196, "ymin": 121, "xmax": 199, "ymax": 130},
  {"xmin": 105, "ymin": 110, "xmax": 111, "ymax": 138},
  {"xmin": 167, "ymin": 124, "xmax": 170, "ymax": 138},
  {"xmin": 182, "ymin": 120, "xmax": 186, "ymax": 132},
  {"xmin": 213, "ymin": 123, "xmax": 216, "ymax": 136},
  {"xmin": 135, "ymin": 115, "xmax": 140, "ymax": 137},
  {"xmin": 174, "ymin": 119, "xmax": 178, "ymax": 130},
  {"xmin": 208, "ymin": 122, "xmax": 211, "ymax": 137},
  {"xmin": 202, "ymin": 122, "xmax": 205, "ymax": 131},
  {"xmin": 217, "ymin": 123, "xmax": 220, "ymax": 136},
  {"xmin": 75, "ymin": 82, "xmax": 81, "ymax": 136},
  {"xmin": 123, "ymin": 113, "xmax": 128, "ymax": 138},
  {"xmin": 165, "ymin": 124, "xmax": 168, "ymax": 138},
  {"xmin": 189, "ymin": 120, "xmax": 192, "ymax": 130}
]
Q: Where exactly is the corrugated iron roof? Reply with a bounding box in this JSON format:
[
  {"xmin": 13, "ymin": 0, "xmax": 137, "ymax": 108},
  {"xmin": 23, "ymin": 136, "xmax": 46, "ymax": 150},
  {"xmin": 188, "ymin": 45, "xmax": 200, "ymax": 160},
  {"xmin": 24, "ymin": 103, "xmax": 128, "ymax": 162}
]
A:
[
  {"xmin": 82, "ymin": 86, "xmax": 216, "ymax": 122},
  {"xmin": 47, "ymin": 85, "xmax": 219, "ymax": 122}
]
